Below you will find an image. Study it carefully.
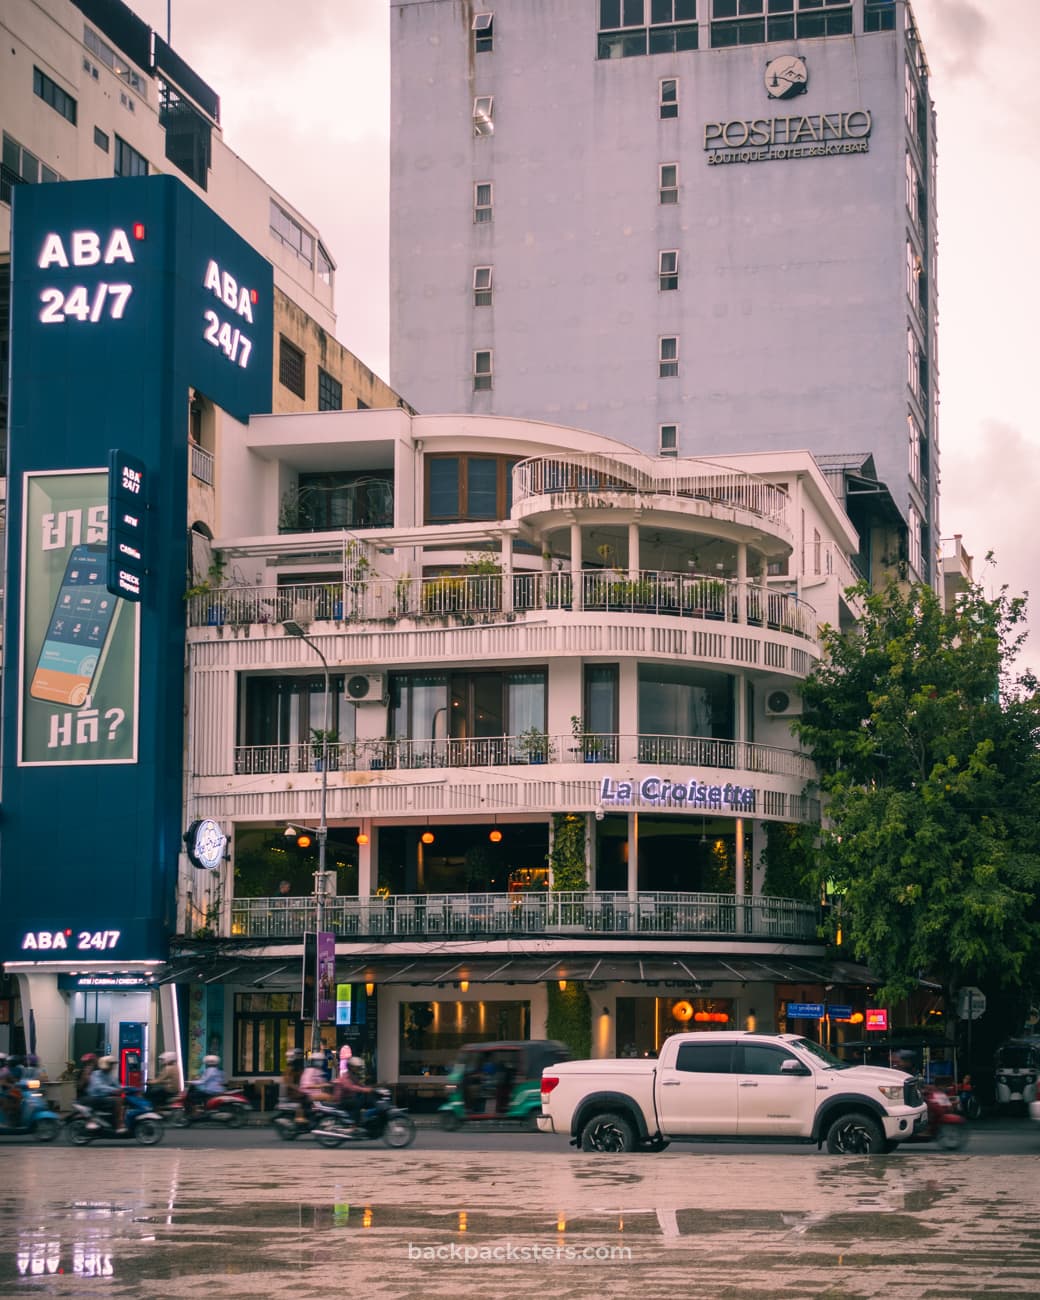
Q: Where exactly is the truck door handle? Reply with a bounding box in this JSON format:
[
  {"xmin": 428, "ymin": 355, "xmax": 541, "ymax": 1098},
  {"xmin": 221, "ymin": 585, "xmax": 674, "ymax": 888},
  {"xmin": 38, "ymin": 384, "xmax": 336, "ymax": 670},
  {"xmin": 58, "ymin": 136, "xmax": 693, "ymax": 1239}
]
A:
[
  {"xmin": 739, "ymin": 1081, "xmax": 758, "ymax": 1087},
  {"xmin": 661, "ymin": 1080, "xmax": 681, "ymax": 1087}
]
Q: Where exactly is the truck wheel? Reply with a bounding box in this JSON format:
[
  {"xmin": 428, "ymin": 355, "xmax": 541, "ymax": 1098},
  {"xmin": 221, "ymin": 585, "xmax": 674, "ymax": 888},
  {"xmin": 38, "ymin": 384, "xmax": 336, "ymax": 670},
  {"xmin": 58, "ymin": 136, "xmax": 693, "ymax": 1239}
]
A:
[
  {"xmin": 580, "ymin": 1112, "xmax": 636, "ymax": 1153},
  {"xmin": 826, "ymin": 1111, "xmax": 885, "ymax": 1155}
]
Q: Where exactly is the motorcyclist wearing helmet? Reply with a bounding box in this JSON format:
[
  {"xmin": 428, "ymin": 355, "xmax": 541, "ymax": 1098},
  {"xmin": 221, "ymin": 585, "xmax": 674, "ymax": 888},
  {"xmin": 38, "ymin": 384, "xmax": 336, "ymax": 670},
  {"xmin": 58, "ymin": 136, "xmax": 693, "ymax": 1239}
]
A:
[
  {"xmin": 279, "ymin": 1047, "xmax": 309, "ymax": 1125},
  {"xmin": 187, "ymin": 1054, "xmax": 227, "ymax": 1116},
  {"xmin": 300, "ymin": 1051, "xmax": 333, "ymax": 1105},
  {"xmin": 332, "ymin": 1055, "xmax": 373, "ymax": 1130},
  {"xmin": 76, "ymin": 1054, "xmax": 98, "ymax": 1099},
  {"xmin": 0, "ymin": 1053, "xmax": 21, "ymax": 1127},
  {"xmin": 85, "ymin": 1055, "xmax": 126, "ymax": 1133},
  {"xmin": 147, "ymin": 1051, "xmax": 180, "ymax": 1109}
]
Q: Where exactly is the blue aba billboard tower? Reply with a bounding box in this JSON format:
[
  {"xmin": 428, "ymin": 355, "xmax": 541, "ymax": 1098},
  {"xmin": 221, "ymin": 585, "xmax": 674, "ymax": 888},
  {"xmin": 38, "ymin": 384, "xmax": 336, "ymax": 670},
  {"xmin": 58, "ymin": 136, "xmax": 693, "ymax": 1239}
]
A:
[{"xmin": 1, "ymin": 175, "xmax": 273, "ymax": 963}]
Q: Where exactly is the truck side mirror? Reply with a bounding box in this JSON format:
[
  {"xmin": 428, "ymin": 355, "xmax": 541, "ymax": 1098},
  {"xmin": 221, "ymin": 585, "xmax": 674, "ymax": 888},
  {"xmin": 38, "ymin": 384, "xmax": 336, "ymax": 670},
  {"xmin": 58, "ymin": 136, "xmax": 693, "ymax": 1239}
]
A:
[{"xmin": 780, "ymin": 1059, "xmax": 811, "ymax": 1076}]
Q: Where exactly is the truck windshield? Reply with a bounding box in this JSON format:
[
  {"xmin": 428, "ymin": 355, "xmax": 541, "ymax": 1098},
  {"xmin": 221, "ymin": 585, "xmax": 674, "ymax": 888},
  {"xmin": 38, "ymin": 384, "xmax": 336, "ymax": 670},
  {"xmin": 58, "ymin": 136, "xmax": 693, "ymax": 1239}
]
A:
[{"xmin": 791, "ymin": 1038, "xmax": 852, "ymax": 1070}]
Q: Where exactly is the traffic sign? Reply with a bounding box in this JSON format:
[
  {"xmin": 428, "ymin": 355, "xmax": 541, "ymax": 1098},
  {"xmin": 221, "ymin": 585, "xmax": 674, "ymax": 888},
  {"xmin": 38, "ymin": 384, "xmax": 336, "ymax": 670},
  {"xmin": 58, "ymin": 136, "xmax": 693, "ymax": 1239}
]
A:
[{"xmin": 957, "ymin": 986, "xmax": 986, "ymax": 1020}]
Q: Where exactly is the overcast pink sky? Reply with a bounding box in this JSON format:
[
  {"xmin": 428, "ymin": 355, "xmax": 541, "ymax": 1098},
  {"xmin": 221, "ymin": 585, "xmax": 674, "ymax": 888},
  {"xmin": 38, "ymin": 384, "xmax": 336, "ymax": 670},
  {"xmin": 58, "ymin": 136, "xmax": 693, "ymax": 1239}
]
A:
[{"xmin": 134, "ymin": 0, "xmax": 1039, "ymax": 664}]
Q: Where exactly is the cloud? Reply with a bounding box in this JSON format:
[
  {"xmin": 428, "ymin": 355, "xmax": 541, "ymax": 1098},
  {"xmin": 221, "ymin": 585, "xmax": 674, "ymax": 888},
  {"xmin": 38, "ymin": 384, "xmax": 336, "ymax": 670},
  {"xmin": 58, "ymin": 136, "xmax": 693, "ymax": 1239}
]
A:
[{"xmin": 915, "ymin": 0, "xmax": 991, "ymax": 79}]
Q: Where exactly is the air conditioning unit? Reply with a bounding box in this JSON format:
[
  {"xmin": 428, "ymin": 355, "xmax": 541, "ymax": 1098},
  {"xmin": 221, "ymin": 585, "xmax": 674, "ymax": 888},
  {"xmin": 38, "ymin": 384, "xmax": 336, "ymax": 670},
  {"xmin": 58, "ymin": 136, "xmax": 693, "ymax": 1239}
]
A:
[
  {"xmin": 764, "ymin": 689, "xmax": 802, "ymax": 718},
  {"xmin": 345, "ymin": 672, "xmax": 386, "ymax": 703}
]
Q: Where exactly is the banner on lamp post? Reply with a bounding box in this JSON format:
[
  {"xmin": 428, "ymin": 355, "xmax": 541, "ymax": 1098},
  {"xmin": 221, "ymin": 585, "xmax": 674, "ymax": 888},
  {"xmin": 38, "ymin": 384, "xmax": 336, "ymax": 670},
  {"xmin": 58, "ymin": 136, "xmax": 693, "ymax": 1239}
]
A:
[{"xmin": 317, "ymin": 932, "xmax": 336, "ymax": 1024}]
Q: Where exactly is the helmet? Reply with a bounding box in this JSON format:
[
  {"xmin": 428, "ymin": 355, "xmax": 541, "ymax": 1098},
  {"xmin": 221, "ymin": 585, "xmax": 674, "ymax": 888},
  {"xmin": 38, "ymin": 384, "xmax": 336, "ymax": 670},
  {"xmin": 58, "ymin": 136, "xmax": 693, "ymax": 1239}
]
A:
[
  {"xmin": 347, "ymin": 1056, "xmax": 365, "ymax": 1077},
  {"xmin": 80, "ymin": 1053, "xmax": 97, "ymax": 1065},
  {"xmin": 159, "ymin": 1052, "xmax": 177, "ymax": 1065},
  {"xmin": 98, "ymin": 1056, "xmax": 115, "ymax": 1070},
  {"xmin": 286, "ymin": 1048, "xmax": 303, "ymax": 1063},
  {"xmin": 203, "ymin": 1055, "xmax": 220, "ymax": 1067},
  {"xmin": 309, "ymin": 1052, "xmax": 326, "ymax": 1066},
  {"xmin": 25, "ymin": 1054, "xmax": 39, "ymax": 1067}
]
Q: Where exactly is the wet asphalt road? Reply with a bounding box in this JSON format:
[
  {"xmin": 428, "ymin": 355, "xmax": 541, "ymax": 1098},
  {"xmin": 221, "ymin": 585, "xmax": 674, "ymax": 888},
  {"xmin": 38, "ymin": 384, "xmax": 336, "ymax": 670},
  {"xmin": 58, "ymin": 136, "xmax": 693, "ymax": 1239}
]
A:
[{"xmin": 3, "ymin": 1120, "xmax": 1040, "ymax": 1297}]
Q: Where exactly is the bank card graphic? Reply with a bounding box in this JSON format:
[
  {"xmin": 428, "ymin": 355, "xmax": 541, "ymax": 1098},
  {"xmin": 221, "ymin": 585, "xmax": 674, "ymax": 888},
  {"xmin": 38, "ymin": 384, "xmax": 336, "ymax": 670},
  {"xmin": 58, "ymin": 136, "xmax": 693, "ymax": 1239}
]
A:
[
  {"xmin": 19, "ymin": 470, "xmax": 139, "ymax": 765},
  {"xmin": 30, "ymin": 544, "xmax": 121, "ymax": 705}
]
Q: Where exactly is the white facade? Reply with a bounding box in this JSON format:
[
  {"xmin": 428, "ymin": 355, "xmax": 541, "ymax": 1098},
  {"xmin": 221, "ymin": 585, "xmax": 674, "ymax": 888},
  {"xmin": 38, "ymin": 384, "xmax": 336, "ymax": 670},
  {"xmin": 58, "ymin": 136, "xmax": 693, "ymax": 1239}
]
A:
[
  {"xmin": 389, "ymin": 0, "xmax": 938, "ymax": 583},
  {"xmin": 177, "ymin": 411, "xmax": 864, "ymax": 1089}
]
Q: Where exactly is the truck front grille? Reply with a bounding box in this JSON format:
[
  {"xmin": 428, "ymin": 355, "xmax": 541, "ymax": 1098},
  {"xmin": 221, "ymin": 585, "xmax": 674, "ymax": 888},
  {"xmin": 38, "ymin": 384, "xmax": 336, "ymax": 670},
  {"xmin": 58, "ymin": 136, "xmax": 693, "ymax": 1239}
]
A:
[{"xmin": 904, "ymin": 1079, "xmax": 923, "ymax": 1107}]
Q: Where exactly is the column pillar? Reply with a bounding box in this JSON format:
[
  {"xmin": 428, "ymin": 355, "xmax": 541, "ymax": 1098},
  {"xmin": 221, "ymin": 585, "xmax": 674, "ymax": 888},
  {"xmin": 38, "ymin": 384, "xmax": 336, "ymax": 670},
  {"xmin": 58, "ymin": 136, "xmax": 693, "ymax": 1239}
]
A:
[
  {"xmin": 735, "ymin": 817, "xmax": 746, "ymax": 935},
  {"xmin": 357, "ymin": 821, "xmax": 377, "ymax": 896},
  {"xmin": 570, "ymin": 521, "xmax": 583, "ymax": 610},
  {"xmin": 501, "ymin": 534, "xmax": 513, "ymax": 613},
  {"xmin": 627, "ymin": 812, "xmax": 639, "ymax": 901},
  {"xmin": 628, "ymin": 521, "xmax": 640, "ymax": 580},
  {"xmin": 736, "ymin": 542, "xmax": 748, "ymax": 625}
]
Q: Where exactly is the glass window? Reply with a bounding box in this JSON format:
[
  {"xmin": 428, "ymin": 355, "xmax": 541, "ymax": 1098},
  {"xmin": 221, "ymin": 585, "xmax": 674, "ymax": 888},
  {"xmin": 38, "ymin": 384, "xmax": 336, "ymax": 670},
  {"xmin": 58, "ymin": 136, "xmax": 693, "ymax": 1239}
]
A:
[
  {"xmin": 739, "ymin": 1044, "xmax": 799, "ymax": 1075},
  {"xmin": 659, "ymin": 78, "xmax": 678, "ymax": 118},
  {"xmin": 474, "ymin": 349, "xmax": 493, "ymax": 391},
  {"xmin": 659, "ymin": 335, "xmax": 678, "ymax": 378},
  {"xmin": 317, "ymin": 243, "xmax": 333, "ymax": 286},
  {"xmin": 659, "ymin": 249, "xmax": 679, "ymax": 290},
  {"xmin": 659, "ymin": 163, "xmax": 678, "ymax": 204},
  {"xmin": 279, "ymin": 337, "xmax": 306, "ymax": 398},
  {"xmin": 93, "ymin": 126, "xmax": 109, "ymax": 152},
  {"xmin": 317, "ymin": 368, "xmax": 342, "ymax": 411},
  {"xmin": 585, "ymin": 663, "xmax": 618, "ymax": 746},
  {"xmin": 473, "ymin": 12, "xmax": 494, "ymax": 53},
  {"xmin": 474, "ymin": 265, "xmax": 493, "ymax": 306},
  {"xmin": 113, "ymin": 135, "xmax": 147, "ymax": 177},
  {"xmin": 269, "ymin": 199, "xmax": 315, "ymax": 268},
  {"xmin": 473, "ymin": 96, "xmax": 494, "ymax": 136},
  {"xmin": 399, "ymin": 1000, "xmax": 530, "ymax": 1078},
  {"xmin": 392, "ymin": 673, "xmax": 449, "ymax": 743},
  {"xmin": 34, "ymin": 68, "xmax": 77, "ymax": 124},
  {"xmin": 467, "ymin": 458, "xmax": 498, "ymax": 517},
  {"xmin": 475, "ymin": 181, "xmax": 493, "ymax": 223},
  {"xmin": 424, "ymin": 455, "xmax": 515, "ymax": 523},
  {"xmin": 659, "ymin": 424, "xmax": 678, "ymax": 456},
  {"xmin": 638, "ymin": 664, "xmax": 734, "ymax": 739},
  {"xmin": 427, "ymin": 458, "xmax": 460, "ymax": 520},
  {"xmin": 675, "ymin": 1041, "xmax": 734, "ymax": 1072}
]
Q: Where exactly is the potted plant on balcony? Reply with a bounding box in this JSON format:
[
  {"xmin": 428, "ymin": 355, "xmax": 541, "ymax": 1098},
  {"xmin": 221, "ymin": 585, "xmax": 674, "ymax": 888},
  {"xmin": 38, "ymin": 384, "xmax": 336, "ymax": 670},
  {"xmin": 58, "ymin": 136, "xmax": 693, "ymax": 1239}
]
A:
[
  {"xmin": 517, "ymin": 727, "xmax": 555, "ymax": 764},
  {"xmin": 184, "ymin": 556, "xmax": 228, "ymax": 626},
  {"xmin": 570, "ymin": 714, "xmax": 604, "ymax": 763},
  {"xmin": 310, "ymin": 728, "xmax": 340, "ymax": 772}
]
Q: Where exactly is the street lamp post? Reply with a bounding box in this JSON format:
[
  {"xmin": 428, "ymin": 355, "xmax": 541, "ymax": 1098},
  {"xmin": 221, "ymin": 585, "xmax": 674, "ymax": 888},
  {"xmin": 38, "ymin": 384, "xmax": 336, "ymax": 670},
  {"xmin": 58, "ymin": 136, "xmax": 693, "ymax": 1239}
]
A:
[{"xmin": 283, "ymin": 619, "xmax": 330, "ymax": 1054}]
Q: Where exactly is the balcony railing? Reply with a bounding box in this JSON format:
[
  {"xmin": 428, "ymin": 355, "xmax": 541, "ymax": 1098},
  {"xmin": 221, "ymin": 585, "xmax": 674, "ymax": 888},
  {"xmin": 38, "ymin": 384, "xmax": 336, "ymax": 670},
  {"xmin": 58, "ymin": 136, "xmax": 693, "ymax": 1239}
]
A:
[
  {"xmin": 190, "ymin": 442, "xmax": 214, "ymax": 485},
  {"xmin": 230, "ymin": 890, "xmax": 818, "ymax": 941},
  {"xmin": 513, "ymin": 453, "xmax": 791, "ymax": 529},
  {"xmin": 233, "ymin": 732, "xmax": 815, "ymax": 781},
  {"xmin": 187, "ymin": 570, "xmax": 817, "ymax": 640}
]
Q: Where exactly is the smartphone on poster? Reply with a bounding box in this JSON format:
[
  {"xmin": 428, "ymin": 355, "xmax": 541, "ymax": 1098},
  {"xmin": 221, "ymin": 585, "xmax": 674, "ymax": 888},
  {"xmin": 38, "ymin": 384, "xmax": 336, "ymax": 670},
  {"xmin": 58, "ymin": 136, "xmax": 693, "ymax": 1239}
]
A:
[{"xmin": 29, "ymin": 543, "xmax": 122, "ymax": 706}]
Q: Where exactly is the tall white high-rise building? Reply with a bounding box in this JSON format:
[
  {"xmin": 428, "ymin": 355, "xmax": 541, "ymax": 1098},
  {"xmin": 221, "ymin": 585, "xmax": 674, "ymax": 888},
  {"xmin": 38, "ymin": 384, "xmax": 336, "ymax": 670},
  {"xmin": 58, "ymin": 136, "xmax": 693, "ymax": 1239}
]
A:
[{"xmin": 390, "ymin": 0, "xmax": 937, "ymax": 585}]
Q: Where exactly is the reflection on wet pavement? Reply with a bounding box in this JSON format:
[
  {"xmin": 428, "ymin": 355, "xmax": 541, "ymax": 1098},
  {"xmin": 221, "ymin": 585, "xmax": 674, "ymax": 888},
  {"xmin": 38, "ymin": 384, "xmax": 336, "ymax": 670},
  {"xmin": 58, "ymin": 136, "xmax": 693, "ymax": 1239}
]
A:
[{"xmin": 2, "ymin": 1148, "xmax": 1039, "ymax": 1298}]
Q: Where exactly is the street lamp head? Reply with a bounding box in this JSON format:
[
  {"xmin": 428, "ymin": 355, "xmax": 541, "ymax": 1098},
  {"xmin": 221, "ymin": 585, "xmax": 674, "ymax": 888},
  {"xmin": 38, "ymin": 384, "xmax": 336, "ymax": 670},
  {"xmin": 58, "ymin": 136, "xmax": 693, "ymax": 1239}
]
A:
[{"xmin": 282, "ymin": 620, "xmax": 306, "ymax": 638}]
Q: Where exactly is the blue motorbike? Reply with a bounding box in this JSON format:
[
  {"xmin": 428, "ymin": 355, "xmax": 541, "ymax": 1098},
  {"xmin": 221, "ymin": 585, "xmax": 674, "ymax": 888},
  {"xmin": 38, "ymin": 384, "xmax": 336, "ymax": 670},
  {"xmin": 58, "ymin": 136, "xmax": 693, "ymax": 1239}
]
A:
[
  {"xmin": 65, "ymin": 1086, "xmax": 164, "ymax": 1146},
  {"xmin": 0, "ymin": 1080, "xmax": 62, "ymax": 1142}
]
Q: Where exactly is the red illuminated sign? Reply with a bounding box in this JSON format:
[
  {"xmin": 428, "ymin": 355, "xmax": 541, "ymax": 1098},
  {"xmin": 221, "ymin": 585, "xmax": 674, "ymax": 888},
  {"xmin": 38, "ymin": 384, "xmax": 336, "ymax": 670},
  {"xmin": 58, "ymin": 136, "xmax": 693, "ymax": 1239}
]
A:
[{"xmin": 865, "ymin": 1008, "xmax": 888, "ymax": 1032}]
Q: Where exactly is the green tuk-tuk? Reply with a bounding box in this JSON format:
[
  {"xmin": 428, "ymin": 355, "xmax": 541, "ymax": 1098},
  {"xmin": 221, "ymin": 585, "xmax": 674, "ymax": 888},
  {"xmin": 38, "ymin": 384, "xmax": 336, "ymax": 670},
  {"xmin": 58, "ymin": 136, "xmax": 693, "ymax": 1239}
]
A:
[{"xmin": 438, "ymin": 1040, "xmax": 572, "ymax": 1130}]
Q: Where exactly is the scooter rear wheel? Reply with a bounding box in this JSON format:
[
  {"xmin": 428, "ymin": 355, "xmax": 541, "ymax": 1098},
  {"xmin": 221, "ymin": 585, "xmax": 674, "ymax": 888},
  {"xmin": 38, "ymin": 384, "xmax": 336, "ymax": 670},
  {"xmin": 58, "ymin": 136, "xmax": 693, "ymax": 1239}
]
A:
[
  {"xmin": 134, "ymin": 1118, "xmax": 164, "ymax": 1146},
  {"xmin": 314, "ymin": 1117, "xmax": 347, "ymax": 1149},
  {"xmin": 439, "ymin": 1110, "xmax": 462, "ymax": 1132},
  {"xmin": 383, "ymin": 1115, "xmax": 417, "ymax": 1148},
  {"xmin": 66, "ymin": 1118, "xmax": 92, "ymax": 1146},
  {"xmin": 34, "ymin": 1118, "xmax": 60, "ymax": 1143},
  {"xmin": 937, "ymin": 1124, "xmax": 969, "ymax": 1151},
  {"xmin": 272, "ymin": 1117, "xmax": 299, "ymax": 1140},
  {"xmin": 226, "ymin": 1106, "xmax": 247, "ymax": 1129},
  {"xmin": 171, "ymin": 1110, "xmax": 190, "ymax": 1129}
]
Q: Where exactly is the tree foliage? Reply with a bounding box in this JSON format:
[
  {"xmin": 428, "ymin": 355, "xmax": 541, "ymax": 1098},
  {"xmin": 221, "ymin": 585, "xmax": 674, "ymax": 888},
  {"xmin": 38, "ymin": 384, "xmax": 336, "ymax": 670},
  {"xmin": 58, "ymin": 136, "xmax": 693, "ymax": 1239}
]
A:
[{"xmin": 795, "ymin": 575, "xmax": 1040, "ymax": 1003}]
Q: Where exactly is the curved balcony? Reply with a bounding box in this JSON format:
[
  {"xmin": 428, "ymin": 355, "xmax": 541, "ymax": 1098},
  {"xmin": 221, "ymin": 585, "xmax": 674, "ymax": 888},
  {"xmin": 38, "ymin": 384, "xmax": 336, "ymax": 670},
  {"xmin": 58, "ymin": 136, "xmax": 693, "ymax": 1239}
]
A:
[
  {"xmin": 513, "ymin": 453, "xmax": 791, "ymax": 532},
  {"xmin": 229, "ymin": 890, "xmax": 819, "ymax": 942},
  {"xmin": 187, "ymin": 570, "xmax": 817, "ymax": 642},
  {"xmin": 233, "ymin": 731, "xmax": 815, "ymax": 782}
]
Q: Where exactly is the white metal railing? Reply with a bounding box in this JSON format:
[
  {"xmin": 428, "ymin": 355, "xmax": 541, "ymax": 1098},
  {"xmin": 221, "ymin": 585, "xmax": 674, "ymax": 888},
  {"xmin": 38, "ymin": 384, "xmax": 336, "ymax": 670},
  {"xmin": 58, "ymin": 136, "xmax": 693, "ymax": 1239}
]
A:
[
  {"xmin": 229, "ymin": 890, "xmax": 818, "ymax": 941},
  {"xmin": 232, "ymin": 732, "xmax": 815, "ymax": 780},
  {"xmin": 187, "ymin": 570, "xmax": 817, "ymax": 640},
  {"xmin": 512, "ymin": 453, "xmax": 791, "ymax": 529},
  {"xmin": 190, "ymin": 442, "xmax": 214, "ymax": 486}
]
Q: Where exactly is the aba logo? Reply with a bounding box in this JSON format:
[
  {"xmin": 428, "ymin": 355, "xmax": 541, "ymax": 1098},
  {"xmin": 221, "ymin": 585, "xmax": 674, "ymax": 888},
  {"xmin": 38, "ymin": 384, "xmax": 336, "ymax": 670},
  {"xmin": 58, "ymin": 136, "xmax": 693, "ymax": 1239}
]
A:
[{"xmin": 764, "ymin": 55, "xmax": 808, "ymax": 100}]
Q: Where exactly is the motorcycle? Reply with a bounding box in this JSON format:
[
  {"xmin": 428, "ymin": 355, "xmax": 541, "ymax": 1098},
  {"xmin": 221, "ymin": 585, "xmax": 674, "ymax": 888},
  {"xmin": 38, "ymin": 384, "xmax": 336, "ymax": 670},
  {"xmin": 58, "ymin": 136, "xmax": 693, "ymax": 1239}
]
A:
[
  {"xmin": 275, "ymin": 1088, "xmax": 415, "ymax": 1149},
  {"xmin": 65, "ymin": 1088, "xmax": 164, "ymax": 1146},
  {"xmin": 905, "ymin": 1082, "xmax": 969, "ymax": 1150},
  {"xmin": 168, "ymin": 1086, "xmax": 251, "ymax": 1128},
  {"xmin": 0, "ymin": 1079, "xmax": 61, "ymax": 1142}
]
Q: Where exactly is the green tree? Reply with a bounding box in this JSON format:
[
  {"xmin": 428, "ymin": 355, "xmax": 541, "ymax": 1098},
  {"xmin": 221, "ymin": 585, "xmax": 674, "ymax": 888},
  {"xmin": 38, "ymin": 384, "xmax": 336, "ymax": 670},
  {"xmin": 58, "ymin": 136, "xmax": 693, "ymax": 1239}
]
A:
[{"xmin": 795, "ymin": 575, "xmax": 1040, "ymax": 1005}]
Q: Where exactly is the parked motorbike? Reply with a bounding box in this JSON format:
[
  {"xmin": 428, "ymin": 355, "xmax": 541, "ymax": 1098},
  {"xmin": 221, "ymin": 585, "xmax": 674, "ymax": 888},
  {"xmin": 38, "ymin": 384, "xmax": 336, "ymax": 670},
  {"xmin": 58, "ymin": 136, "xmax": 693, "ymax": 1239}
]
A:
[
  {"xmin": 0, "ymin": 1080, "xmax": 61, "ymax": 1142},
  {"xmin": 274, "ymin": 1088, "xmax": 415, "ymax": 1148},
  {"xmin": 906, "ymin": 1082, "xmax": 969, "ymax": 1150},
  {"xmin": 168, "ymin": 1087, "xmax": 251, "ymax": 1128},
  {"xmin": 65, "ymin": 1088, "xmax": 164, "ymax": 1146}
]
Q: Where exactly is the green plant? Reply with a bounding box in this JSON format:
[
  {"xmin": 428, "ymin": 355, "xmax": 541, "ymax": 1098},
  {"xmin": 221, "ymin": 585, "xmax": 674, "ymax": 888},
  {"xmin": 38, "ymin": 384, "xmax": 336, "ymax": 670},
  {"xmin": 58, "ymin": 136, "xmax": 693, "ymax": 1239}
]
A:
[
  {"xmin": 517, "ymin": 727, "xmax": 555, "ymax": 763},
  {"xmin": 310, "ymin": 728, "xmax": 340, "ymax": 759},
  {"xmin": 548, "ymin": 812, "xmax": 588, "ymax": 892},
  {"xmin": 463, "ymin": 550, "xmax": 502, "ymax": 578},
  {"xmin": 546, "ymin": 980, "xmax": 591, "ymax": 1060},
  {"xmin": 569, "ymin": 715, "xmax": 602, "ymax": 760},
  {"xmin": 184, "ymin": 555, "xmax": 227, "ymax": 601}
]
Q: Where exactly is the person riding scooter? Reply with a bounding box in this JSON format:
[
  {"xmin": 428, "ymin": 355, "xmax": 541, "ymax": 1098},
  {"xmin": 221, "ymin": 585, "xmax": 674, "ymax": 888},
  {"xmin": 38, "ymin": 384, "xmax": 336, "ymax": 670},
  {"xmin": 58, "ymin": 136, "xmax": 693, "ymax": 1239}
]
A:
[
  {"xmin": 0, "ymin": 1054, "xmax": 21, "ymax": 1127},
  {"xmin": 186, "ymin": 1055, "xmax": 227, "ymax": 1118},
  {"xmin": 332, "ymin": 1056, "xmax": 374, "ymax": 1130},
  {"xmin": 146, "ymin": 1052, "xmax": 179, "ymax": 1110},
  {"xmin": 85, "ymin": 1056, "xmax": 126, "ymax": 1134}
]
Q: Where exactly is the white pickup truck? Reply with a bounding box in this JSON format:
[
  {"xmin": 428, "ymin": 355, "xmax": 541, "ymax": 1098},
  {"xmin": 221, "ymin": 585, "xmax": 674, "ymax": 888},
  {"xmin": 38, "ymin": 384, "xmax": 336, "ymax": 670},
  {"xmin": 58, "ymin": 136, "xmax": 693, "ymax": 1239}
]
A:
[{"xmin": 538, "ymin": 1031, "xmax": 926, "ymax": 1154}]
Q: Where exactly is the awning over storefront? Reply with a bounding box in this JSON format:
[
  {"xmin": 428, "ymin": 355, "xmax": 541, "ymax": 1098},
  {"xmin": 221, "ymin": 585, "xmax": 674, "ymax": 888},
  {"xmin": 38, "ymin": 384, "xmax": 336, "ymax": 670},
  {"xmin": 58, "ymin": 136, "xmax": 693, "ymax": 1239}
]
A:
[{"xmin": 159, "ymin": 952, "xmax": 879, "ymax": 988}]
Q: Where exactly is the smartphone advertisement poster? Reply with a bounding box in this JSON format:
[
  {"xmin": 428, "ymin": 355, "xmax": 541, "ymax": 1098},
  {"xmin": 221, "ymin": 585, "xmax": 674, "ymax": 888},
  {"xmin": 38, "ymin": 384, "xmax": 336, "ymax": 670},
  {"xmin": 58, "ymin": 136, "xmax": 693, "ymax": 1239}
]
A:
[
  {"xmin": 317, "ymin": 932, "xmax": 336, "ymax": 1025},
  {"xmin": 19, "ymin": 469, "xmax": 139, "ymax": 765}
]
